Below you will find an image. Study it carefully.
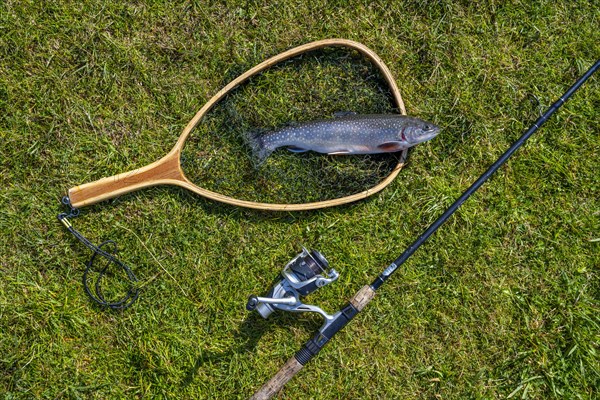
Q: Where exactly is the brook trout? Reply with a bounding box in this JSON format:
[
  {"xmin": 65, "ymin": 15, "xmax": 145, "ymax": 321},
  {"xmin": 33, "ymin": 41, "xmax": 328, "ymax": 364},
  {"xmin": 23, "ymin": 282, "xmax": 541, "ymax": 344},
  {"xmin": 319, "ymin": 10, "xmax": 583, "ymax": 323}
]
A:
[{"xmin": 248, "ymin": 113, "xmax": 440, "ymax": 163}]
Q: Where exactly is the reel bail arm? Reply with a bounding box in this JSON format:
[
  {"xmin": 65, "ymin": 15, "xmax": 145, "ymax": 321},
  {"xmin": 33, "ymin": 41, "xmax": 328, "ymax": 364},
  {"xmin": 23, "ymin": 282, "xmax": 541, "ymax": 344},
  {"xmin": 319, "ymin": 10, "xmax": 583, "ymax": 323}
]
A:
[{"xmin": 246, "ymin": 248, "xmax": 339, "ymax": 321}]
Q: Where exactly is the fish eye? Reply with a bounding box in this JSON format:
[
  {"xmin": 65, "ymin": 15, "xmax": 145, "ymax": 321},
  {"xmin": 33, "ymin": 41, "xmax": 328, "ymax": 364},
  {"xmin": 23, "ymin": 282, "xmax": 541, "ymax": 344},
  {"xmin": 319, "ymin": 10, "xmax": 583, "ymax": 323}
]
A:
[{"xmin": 423, "ymin": 124, "xmax": 431, "ymax": 131}]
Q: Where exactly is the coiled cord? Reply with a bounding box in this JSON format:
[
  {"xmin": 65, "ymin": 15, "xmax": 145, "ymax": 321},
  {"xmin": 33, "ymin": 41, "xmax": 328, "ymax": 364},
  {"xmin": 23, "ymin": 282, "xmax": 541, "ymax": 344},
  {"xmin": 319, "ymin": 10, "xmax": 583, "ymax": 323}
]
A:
[{"xmin": 58, "ymin": 197, "xmax": 139, "ymax": 310}]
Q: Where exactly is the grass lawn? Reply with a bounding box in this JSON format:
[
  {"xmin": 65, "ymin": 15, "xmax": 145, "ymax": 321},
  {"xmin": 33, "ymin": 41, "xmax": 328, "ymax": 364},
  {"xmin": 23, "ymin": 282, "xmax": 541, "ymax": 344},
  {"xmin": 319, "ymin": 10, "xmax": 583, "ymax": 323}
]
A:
[{"xmin": 1, "ymin": 1, "xmax": 598, "ymax": 398}]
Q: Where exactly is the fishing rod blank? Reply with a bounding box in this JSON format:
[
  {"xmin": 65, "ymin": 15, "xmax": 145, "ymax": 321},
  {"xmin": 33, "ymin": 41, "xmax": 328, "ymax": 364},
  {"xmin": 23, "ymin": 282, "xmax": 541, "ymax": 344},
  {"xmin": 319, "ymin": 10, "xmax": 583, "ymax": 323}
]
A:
[{"xmin": 248, "ymin": 59, "xmax": 599, "ymax": 400}]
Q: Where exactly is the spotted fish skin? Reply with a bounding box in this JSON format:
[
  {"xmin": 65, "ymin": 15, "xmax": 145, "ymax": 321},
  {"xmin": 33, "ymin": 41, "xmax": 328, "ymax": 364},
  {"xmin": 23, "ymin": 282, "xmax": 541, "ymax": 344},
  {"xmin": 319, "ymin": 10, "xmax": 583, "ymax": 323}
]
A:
[{"xmin": 249, "ymin": 114, "xmax": 440, "ymax": 163}]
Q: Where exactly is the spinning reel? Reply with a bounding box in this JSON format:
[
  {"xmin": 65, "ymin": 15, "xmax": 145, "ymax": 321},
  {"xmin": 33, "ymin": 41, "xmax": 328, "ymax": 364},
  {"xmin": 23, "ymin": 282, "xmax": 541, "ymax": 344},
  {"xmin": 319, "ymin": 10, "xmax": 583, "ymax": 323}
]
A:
[{"xmin": 246, "ymin": 248, "xmax": 339, "ymax": 322}]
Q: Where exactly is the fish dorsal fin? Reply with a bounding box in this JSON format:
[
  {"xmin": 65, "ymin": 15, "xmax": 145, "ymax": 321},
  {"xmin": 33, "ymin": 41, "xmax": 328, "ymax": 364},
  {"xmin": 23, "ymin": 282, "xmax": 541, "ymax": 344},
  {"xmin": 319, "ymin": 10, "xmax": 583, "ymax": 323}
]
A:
[
  {"xmin": 377, "ymin": 141, "xmax": 404, "ymax": 152},
  {"xmin": 328, "ymin": 150, "xmax": 351, "ymax": 155},
  {"xmin": 287, "ymin": 146, "xmax": 309, "ymax": 153},
  {"xmin": 333, "ymin": 111, "xmax": 357, "ymax": 118}
]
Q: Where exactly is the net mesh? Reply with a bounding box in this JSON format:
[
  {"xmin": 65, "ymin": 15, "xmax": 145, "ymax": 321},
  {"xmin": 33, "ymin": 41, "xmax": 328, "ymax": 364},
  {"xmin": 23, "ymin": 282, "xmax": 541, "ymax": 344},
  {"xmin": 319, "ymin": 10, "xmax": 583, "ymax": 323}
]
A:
[{"xmin": 181, "ymin": 49, "xmax": 402, "ymax": 204}]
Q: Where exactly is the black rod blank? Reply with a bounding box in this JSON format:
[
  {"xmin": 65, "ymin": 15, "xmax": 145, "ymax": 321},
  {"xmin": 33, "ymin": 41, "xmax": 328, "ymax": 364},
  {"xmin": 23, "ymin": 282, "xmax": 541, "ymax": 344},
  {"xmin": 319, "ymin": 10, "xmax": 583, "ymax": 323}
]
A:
[
  {"xmin": 251, "ymin": 60, "xmax": 599, "ymax": 400},
  {"xmin": 371, "ymin": 59, "xmax": 599, "ymax": 290}
]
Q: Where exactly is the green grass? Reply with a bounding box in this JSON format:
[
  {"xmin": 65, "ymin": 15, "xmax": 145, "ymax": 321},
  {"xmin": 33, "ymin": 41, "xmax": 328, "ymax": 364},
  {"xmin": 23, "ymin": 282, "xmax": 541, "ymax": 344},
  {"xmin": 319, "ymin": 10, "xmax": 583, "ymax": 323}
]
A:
[{"xmin": 1, "ymin": 1, "xmax": 598, "ymax": 399}]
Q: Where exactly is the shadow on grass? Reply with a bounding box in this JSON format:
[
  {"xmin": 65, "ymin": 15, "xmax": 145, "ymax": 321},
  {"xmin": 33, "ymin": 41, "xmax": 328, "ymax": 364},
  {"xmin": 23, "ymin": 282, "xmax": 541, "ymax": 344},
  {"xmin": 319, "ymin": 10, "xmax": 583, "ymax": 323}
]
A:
[{"xmin": 181, "ymin": 312, "xmax": 319, "ymax": 387}]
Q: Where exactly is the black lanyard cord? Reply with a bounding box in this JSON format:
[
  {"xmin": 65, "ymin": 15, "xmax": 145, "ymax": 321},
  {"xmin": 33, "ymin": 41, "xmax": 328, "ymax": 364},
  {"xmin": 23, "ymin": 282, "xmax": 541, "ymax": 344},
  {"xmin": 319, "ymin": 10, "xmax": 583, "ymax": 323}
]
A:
[{"xmin": 58, "ymin": 197, "xmax": 139, "ymax": 310}]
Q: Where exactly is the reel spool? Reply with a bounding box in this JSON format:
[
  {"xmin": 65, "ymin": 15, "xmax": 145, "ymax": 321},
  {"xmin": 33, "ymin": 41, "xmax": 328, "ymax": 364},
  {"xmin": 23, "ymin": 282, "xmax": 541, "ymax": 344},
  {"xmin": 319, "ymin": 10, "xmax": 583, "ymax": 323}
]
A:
[{"xmin": 246, "ymin": 248, "xmax": 339, "ymax": 321}]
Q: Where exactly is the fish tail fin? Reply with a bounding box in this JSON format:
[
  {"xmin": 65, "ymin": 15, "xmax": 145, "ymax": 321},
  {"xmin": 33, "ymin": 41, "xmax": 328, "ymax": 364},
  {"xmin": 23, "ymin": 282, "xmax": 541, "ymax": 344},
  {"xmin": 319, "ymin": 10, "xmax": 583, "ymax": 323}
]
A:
[{"xmin": 245, "ymin": 131, "xmax": 273, "ymax": 166}]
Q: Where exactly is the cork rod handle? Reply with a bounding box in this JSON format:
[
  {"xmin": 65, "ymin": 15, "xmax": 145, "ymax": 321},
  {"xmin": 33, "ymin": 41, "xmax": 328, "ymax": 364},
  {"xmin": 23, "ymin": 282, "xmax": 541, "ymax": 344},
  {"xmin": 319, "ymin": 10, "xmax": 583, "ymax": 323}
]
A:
[
  {"xmin": 249, "ymin": 285, "xmax": 376, "ymax": 399},
  {"xmin": 249, "ymin": 356, "xmax": 304, "ymax": 400},
  {"xmin": 349, "ymin": 285, "xmax": 376, "ymax": 311}
]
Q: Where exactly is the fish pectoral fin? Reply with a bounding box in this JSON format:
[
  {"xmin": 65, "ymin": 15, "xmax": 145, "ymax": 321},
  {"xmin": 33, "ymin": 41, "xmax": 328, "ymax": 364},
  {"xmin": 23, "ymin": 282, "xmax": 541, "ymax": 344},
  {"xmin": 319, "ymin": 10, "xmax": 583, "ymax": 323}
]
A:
[
  {"xmin": 377, "ymin": 141, "xmax": 405, "ymax": 152},
  {"xmin": 287, "ymin": 146, "xmax": 309, "ymax": 153},
  {"xmin": 333, "ymin": 111, "xmax": 357, "ymax": 118},
  {"xmin": 327, "ymin": 150, "xmax": 352, "ymax": 155}
]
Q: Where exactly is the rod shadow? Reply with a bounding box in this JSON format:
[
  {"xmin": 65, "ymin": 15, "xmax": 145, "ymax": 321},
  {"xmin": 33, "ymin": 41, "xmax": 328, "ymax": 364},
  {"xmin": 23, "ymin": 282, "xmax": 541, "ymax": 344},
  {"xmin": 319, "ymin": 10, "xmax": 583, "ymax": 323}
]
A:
[{"xmin": 181, "ymin": 311, "xmax": 319, "ymax": 387}]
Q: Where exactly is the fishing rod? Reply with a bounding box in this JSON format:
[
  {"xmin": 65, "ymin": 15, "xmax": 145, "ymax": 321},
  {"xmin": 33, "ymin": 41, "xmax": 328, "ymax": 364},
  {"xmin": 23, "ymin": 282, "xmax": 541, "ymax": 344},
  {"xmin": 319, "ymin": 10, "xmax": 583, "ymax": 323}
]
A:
[{"xmin": 246, "ymin": 59, "xmax": 599, "ymax": 399}]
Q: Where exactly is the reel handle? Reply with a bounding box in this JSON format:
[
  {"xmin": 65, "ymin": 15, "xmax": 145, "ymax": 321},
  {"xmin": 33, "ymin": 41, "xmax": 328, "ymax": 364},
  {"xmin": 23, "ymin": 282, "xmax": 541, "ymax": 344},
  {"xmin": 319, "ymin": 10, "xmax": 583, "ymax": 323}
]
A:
[
  {"xmin": 246, "ymin": 296, "xmax": 259, "ymax": 311},
  {"xmin": 246, "ymin": 295, "xmax": 297, "ymax": 311}
]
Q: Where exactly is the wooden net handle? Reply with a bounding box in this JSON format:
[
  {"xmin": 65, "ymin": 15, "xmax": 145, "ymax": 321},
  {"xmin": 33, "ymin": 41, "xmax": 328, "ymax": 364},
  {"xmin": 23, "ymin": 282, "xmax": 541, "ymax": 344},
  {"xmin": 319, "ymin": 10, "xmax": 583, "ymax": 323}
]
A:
[{"xmin": 69, "ymin": 39, "xmax": 407, "ymax": 211}]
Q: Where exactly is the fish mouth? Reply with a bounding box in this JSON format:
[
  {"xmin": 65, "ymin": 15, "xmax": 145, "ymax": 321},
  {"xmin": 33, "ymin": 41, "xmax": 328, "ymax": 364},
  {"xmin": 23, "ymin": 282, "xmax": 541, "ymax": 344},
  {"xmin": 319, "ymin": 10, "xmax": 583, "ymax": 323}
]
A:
[{"xmin": 414, "ymin": 128, "xmax": 440, "ymax": 144}]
